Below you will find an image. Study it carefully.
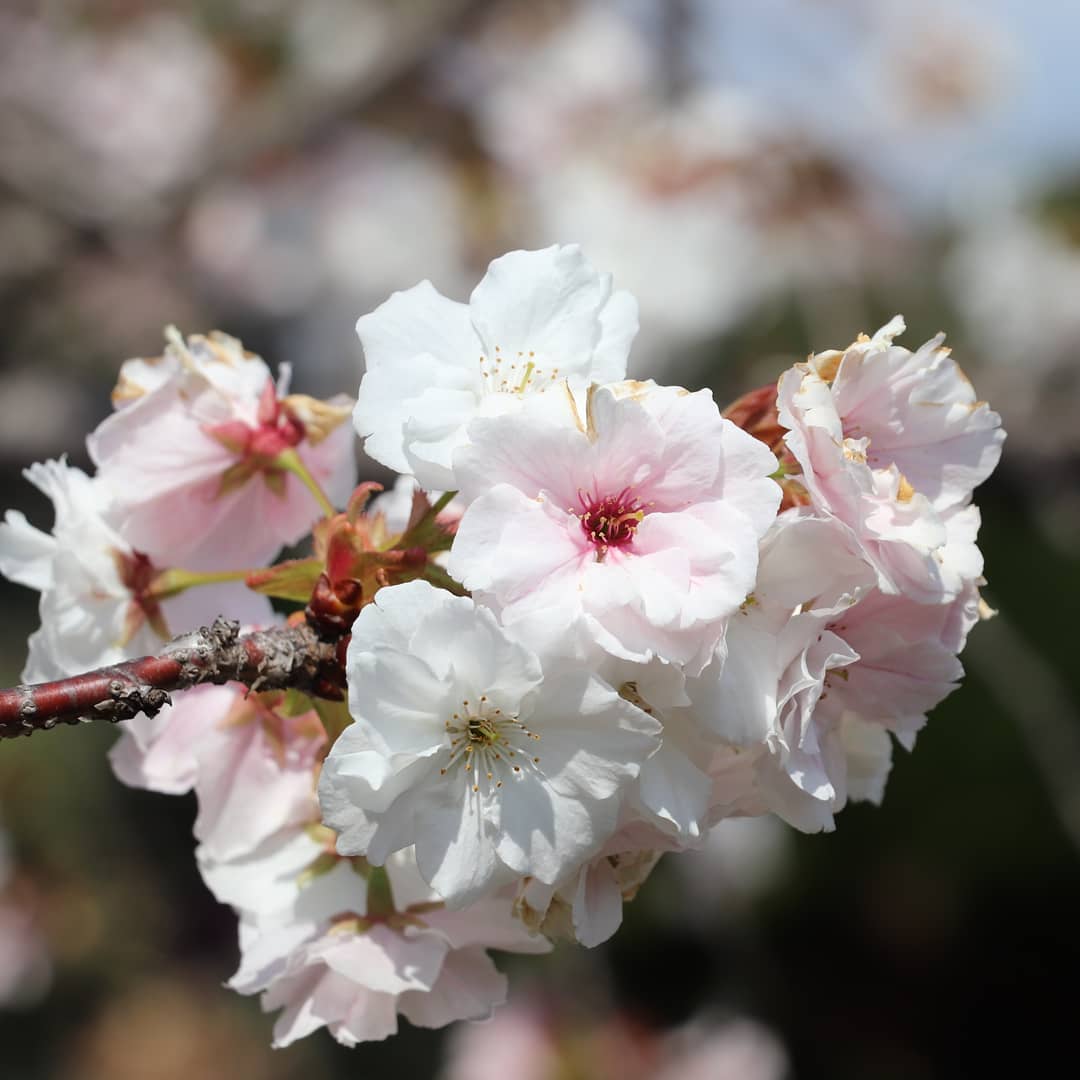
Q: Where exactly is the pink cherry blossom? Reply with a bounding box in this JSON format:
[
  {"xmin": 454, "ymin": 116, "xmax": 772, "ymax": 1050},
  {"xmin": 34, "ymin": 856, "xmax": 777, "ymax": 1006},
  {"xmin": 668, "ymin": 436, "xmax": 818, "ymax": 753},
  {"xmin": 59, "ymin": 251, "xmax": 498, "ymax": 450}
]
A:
[
  {"xmin": 689, "ymin": 514, "xmax": 876, "ymax": 831},
  {"xmin": 692, "ymin": 510, "xmax": 979, "ymax": 830},
  {"xmin": 825, "ymin": 316, "xmax": 1004, "ymax": 511},
  {"xmin": 109, "ymin": 683, "xmax": 240, "ymax": 795},
  {"xmin": 88, "ymin": 330, "xmax": 357, "ymax": 570},
  {"xmin": 813, "ymin": 583, "xmax": 973, "ymax": 748},
  {"xmin": 777, "ymin": 317, "xmax": 1002, "ymax": 601},
  {"xmin": 112, "ymin": 681, "xmax": 327, "ymax": 863},
  {"xmin": 191, "ymin": 690, "xmax": 327, "ymax": 861},
  {"xmin": 448, "ymin": 381, "xmax": 781, "ymax": 672}
]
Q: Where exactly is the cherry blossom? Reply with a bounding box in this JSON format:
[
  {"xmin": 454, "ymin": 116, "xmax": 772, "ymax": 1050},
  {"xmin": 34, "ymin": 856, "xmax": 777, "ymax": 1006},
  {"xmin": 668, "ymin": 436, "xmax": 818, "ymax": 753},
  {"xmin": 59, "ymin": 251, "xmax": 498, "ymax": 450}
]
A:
[
  {"xmin": 514, "ymin": 822, "xmax": 673, "ymax": 948},
  {"xmin": 689, "ymin": 514, "xmax": 876, "ymax": 831},
  {"xmin": 777, "ymin": 316, "xmax": 1003, "ymax": 601},
  {"xmin": 448, "ymin": 380, "xmax": 781, "ymax": 672},
  {"xmin": 88, "ymin": 329, "xmax": 356, "ymax": 571},
  {"xmin": 261, "ymin": 902, "xmax": 539, "ymax": 1047},
  {"xmin": 0, "ymin": 242, "xmax": 1009, "ymax": 1052},
  {"xmin": 353, "ymin": 244, "xmax": 638, "ymax": 490},
  {"xmin": 597, "ymin": 656, "xmax": 717, "ymax": 843},
  {"xmin": 318, "ymin": 580, "xmax": 661, "ymax": 906},
  {"xmin": 202, "ymin": 819, "xmax": 547, "ymax": 1047},
  {"xmin": 0, "ymin": 458, "xmax": 270, "ymax": 682},
  {"xmin": 109, "ymin": 683, "xmax": 241, "ymax": 796},
  {"xmin": 190, "ymin": 691, "xmax": 327, "ymax": 862},
  {"xmin": 811, "ymin": 583, "xmax": 974, "ymax": 748}
]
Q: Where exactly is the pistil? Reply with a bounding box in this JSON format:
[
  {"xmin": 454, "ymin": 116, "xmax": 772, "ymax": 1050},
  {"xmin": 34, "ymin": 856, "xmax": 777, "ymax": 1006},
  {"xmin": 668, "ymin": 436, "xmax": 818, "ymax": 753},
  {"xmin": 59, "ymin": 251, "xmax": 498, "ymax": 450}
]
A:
[
  {"xmin": 441, "ymin": 696, "xmax": 541, "ymax": 793},
  {"xmin": 577, "ymin": 486, "xmax": 648, "ymax": 560}
]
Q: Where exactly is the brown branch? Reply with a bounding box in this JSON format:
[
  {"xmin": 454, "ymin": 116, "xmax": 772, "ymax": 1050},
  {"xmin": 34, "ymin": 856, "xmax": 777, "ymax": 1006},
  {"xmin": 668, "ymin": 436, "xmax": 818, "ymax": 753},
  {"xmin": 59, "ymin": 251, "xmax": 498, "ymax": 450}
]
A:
[{"xmin": 0, "ymin": 618, "xmax": 345, "ymax": 741}]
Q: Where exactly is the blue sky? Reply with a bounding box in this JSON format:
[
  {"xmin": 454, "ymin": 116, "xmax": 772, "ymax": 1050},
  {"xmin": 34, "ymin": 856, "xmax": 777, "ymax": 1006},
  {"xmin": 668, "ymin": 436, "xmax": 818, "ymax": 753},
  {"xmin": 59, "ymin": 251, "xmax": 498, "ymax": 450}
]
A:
[{"xmin": 677, "ymin": 0, "xmax": 1080, "ymax": 212}]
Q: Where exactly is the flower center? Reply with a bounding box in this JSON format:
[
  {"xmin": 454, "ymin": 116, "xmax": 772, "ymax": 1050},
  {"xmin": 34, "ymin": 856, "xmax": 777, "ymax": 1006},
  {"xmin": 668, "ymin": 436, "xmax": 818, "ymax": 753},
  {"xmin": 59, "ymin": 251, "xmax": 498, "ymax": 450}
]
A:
[
  {"xmin": 203, "ymin": 379, "xmax": 306, "ymax": 497},
  {"xmin": 477, "ymin": 344, "xmax": 561, "ymax": 395},
  {"xmin": 578, "ymin": 487, "xmax": 647, "ymax": 560},
  {"xmin": 111, "ymin": 548, "xmax": 170, "ymax": 645},
  {"xmin": 441, "ymin": 695, "xmax": 541, "ymax": 794}
]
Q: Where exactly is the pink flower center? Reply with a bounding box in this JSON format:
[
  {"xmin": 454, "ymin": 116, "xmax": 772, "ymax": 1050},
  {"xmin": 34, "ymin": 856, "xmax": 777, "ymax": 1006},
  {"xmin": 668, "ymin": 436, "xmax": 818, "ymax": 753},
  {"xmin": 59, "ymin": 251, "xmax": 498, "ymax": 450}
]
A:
[
  {"xmin": 115, "ymin": 549, "xmax": 157, "ymax": 598},
  {"xmin": 111, "ymin": 548, "xmax": 169, "ymax": 645},
  {"xmin": 578, "ymin": 487, "xmax": 646, "ymax": 559},
  {"xmin": 204, "ymin": 380, "xmax": 305, "ymax": 463},
  {"xmin": 202, "ymin": 379, "xmax": 307, "ymax": 497}
]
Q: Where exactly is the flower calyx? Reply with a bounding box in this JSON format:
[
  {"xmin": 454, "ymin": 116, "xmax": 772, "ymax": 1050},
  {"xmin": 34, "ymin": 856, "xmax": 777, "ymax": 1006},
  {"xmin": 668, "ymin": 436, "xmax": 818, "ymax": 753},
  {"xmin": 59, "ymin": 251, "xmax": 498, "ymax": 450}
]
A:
[
  {"xmin": 246, "ymin": 483, "xmax": 459, "ymax": 648},
  {"xmin": 111, "ymin": 548, "xmax": 171, "ymax": 646},
  {"xmin": 204, "ymin": 381, "xmax": 350, "ymax": 500}
]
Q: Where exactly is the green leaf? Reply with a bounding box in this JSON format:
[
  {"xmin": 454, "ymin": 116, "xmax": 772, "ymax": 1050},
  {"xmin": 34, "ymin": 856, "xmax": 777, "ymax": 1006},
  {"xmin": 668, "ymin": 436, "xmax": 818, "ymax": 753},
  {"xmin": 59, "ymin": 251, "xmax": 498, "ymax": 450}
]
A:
[
  {"xmin": 245, "ymin": 558, "xmax": 323, "ymax": 602},
  {"xmin": 421, "ymin": 562, "xmax": 469, "ymax": 596}
]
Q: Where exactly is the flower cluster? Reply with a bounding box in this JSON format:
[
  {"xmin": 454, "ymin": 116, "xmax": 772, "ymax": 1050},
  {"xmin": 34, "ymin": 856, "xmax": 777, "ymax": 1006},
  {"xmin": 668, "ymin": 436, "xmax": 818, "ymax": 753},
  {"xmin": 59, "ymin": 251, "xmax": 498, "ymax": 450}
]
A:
[{"xmin": 0, "ymin": 245, "xmax": 1003, "ymax": 1047}]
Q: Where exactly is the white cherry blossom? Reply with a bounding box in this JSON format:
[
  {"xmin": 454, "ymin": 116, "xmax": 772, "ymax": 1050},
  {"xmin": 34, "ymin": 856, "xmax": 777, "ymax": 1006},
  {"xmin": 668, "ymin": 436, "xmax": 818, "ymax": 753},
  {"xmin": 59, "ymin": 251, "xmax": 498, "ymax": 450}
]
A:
[
  {"xmin": 353, "ymin": 244, "xmax": 638, "ymax": 490},
  {"xmin": 0, "ymin": 241, "xmax": 1011, "ymax": 1052},
  {"xmin": 596, "ymin": 656, "xmax": 717, "ymax": 843},
  {"xmin": 201, "ymin": 820, "xmax": 547, "ymax": 1047},
  {"xmin": 514, "ymin": 820, "xmax": 674, "ymax": 948},
  {"xmin": 0, "ymin": 458, "xmax": 271, "ymax": 682},
  {"xmin": 689, "ymin": 515, "xmax": 875, "ymax": 831},
  {"xmin": 261, "ymin": 898, "xmax": 542, "ymax": 1047},
  {"xmin": 318, "ymin": 580, "xmax": 660, "ymax": 906}
]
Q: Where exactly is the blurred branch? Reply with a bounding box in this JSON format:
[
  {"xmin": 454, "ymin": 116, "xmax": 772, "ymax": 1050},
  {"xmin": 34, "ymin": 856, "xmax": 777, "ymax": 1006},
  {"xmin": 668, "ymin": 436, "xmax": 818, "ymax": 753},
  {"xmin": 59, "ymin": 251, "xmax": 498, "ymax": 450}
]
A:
[
  {"xmin": 169, "ymin": 0, "xmax": 497, "ymax": 219},
  {"xmin": 659, "ymin": 0, "xmax": 694, "ymax": 101},
  {"xmin": 0, "ymin": 618, "xmax": 344, "ymax": 740}
]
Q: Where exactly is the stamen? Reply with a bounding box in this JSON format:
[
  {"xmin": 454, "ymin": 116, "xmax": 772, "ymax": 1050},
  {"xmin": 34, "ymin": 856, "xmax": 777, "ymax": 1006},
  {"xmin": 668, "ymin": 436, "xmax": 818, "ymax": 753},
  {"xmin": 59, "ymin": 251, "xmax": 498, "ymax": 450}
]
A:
[
  {"xmin": 576, "ymin": 486, "xmax": 647, "ymax": 560},
  {"xmin": 515, "ymin": 361, "xmax": 536, "ymax": 394},
  {"xmin": 442, "ymin": 695, "xmax": 540, "ymax": 793}
]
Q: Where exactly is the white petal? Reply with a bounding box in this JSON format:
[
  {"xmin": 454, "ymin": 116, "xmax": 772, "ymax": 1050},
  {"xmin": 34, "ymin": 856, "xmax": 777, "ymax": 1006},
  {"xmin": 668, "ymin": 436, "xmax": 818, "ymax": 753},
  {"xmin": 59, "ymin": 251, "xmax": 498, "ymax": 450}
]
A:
[
  {"xmin": 414, "ymin": 781, "xmax": 510, "ymax": 907},
  {"xmin": 468, "ymin": 245, "xmax": 618, "ymax": 383},
  {"xmin": 398, "ymin": 947, "xmax": 507, "ymax": 1028},
  {"xmin": 571, "ymin": 858, "xmax": 624, "ymax": 948},
  {"xmin": 355, "ymin": 279, "xmax": 478, "ymax": 375},
  {"xmin": 0, "ymin": 511, "xmax": 55, "ymax": 592}
]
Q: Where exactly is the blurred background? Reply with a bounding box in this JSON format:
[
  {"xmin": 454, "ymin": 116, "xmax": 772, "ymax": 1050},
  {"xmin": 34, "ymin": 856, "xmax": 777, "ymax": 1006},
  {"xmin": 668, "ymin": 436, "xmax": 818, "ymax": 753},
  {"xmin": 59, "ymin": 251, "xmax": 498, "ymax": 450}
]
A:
[{"xmin": 0, "ymin": 1, "xmax": 1078, "ymax": 1076}]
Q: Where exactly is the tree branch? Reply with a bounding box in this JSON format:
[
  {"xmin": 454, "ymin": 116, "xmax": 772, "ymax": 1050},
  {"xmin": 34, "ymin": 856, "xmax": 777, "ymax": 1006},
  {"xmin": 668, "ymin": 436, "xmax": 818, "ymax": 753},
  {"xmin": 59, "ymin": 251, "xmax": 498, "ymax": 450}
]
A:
[{"xmin": 0, "ymin": 618, "xmax": 345, "ymax": 740}]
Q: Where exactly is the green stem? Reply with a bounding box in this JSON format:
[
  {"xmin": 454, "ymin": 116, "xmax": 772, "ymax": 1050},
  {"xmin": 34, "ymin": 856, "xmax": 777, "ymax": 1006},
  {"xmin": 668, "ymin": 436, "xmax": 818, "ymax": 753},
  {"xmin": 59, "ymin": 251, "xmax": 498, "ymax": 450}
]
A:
[
  {"xmin": 274, "ymin": 448, "xmax": 337, "ymax": 518},
  {"xmin": 148, "ymin": 566, "xmax": 252, "ymax": 600},
  {"xmin": 429, "ymin": 490, "xmax": 457, "ymax": 517},
  {"xmin": 364, "ymin": 866, "xmax": 396, "ymax": 918}
]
